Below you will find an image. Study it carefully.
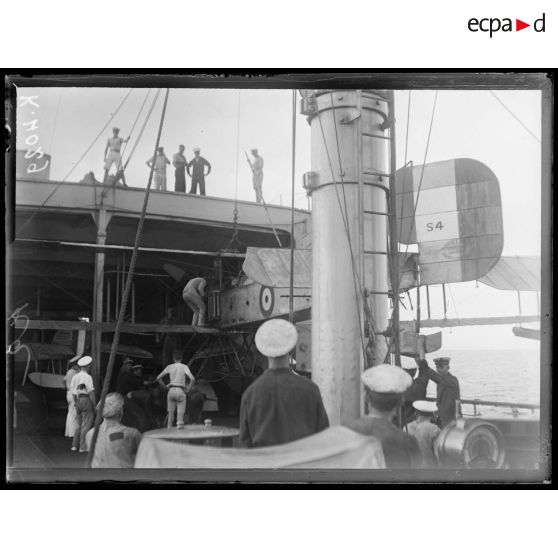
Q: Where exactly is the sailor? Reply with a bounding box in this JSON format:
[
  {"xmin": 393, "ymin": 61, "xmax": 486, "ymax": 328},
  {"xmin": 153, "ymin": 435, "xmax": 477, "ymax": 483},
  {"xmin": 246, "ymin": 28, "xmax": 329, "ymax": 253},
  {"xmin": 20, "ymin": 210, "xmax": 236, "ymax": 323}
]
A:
[
  {"xmin": 239, "ymin": 319, "xmax": 329, "ymax": 448},
  {"xmin": 86, "ymin": 392, "xmax": 142, "ymax": 468},
  {"xmin": 401, "ymin": 366, "xmax": 429, "ymax": 427},
  {"xmin": 416, "ymin": 336, "xmax": 460, "ymax": 428},
  {"xmin": 248, "ymin": 148, "xmax": 264, "ymax": 204},
  {"xmin": 172, "ymin": 144, "xmax": 188, "ymax": 193},
  {"xmin": 103, "ymin": 127, "xmax": 130, "ymax": 185},
  {"xmin": 117, "ymin": 362, "xmax": 145, "ymax": 398},
  {"xmin": 153, "ymin": 350, "xmax": 196, "ymax": 429},
  {"xmin": 182, "ymin": 277, "xmax": 207, "ymax": 326},
  {"xmin": 112, "ymin": 356, "xmax": 133, "ymax": 392},
  {"xmin": 187, "ymin": 148, "xmax": 211, "ymax": 195},
  {"xmin": 146, "ymin": 146, "xmax": 171, "ymax": 191},
  {"xmin": 63, "ymin": 355, "xmax": 81, "ymax": 439},
  {"xmin": 348, "ymin": 364, "xmax": 422, "ymax": 468},
  {"xmin": 69, "ymin": 355, "xmax": 96, "ymax": 452},
  {"xmin": 406, "ymin": 400, "xmax": 441, "ymax": 467}
]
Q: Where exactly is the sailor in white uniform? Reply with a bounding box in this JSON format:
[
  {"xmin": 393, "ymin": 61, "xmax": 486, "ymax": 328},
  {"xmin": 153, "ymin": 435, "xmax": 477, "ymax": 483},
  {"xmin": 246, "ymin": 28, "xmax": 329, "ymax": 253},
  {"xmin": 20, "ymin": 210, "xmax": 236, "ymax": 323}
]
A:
[{"xmin": 103, "ymin": 127, "xmax": 130, "ymax": 185}]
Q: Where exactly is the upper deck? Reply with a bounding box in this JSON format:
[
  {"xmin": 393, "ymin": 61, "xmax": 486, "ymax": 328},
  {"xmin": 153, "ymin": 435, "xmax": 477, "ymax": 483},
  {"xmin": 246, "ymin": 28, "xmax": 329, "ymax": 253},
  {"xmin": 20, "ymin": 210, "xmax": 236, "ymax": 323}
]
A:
[{"xmin": 12, "ymin": 179, "xmax": 312, "ymax": 250}]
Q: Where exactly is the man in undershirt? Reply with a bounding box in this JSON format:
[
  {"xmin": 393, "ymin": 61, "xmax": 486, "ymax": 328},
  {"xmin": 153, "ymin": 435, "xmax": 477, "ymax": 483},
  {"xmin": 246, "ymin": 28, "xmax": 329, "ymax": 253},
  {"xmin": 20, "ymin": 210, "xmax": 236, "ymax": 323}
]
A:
[
  {"xmin": 154, "ymin": 350, "xmax": 195, "ymax": 429},
  {"xmin": 103, "ymin": 127, "xmax": 130, "ymax": 185}
]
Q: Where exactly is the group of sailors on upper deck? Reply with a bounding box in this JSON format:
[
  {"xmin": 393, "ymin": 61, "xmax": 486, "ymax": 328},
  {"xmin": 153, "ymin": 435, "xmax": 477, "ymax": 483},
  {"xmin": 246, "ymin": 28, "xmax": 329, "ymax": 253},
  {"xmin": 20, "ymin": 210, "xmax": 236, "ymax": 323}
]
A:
[{"xmin": 97, "ymin": 127, "xmax": 265, "ymax": 203}]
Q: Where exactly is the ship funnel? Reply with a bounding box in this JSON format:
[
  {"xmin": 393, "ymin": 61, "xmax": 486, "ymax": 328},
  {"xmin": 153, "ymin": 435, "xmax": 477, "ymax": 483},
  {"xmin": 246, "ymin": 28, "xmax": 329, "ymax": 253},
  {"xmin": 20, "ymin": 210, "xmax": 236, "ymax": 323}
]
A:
[{"xmin": 302, "ymin": 90, "xmax": 391, "ymax": 426}]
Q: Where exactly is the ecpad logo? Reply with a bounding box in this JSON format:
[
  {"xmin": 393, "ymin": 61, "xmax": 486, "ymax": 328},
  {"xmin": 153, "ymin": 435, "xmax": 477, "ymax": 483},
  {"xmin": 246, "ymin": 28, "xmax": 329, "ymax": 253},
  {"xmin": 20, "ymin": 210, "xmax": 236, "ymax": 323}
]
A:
[{"xmin": 468, "ymin": 13, "xmax": 546, "ymax": 37}]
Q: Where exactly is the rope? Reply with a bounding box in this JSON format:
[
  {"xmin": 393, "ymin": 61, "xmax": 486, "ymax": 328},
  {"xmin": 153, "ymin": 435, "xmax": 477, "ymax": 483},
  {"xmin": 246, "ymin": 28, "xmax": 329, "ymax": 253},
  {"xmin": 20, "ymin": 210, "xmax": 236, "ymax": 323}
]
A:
[
  {"xmin": 123, "ymin": 90, "xmax": 160, "ymax": 170},
  {"xmin": 400, "ymin": 91, "xmax": 438, "ymax": 264},
  {"xmin": 93, "ymin": 90, "xmax": 162, "ymax": 300},
  {"xmin": 289, "ymin": 89, "xmax": 297, "ymax": 323},
  {"xmin": 489, "ymin": 91, "xmax": 541, "ymax": 144},
  {"xmin": 398, "ymin": 91, "xmax": 412, "ymax": 246},
  {"xmin": 260, "ymin": 196, "xmax": 284, "ymax": 247},
  {"xmin": 47, "ymin": 89, "xmax": 63, "ymax": 155},
  {"xmin": 87, "ymin": 88, "xmax": 171, "ymax": 468},
  {"xmin": 234, "ymin": 91, "xmax": 241, "ymax": 213},
  {"xmin": 16, "ymin": 88, "xmax": 133, "ymax": 237},
  {"xmin": 121, "ymin": 88, "xmax": 153, "ymax": 168}
]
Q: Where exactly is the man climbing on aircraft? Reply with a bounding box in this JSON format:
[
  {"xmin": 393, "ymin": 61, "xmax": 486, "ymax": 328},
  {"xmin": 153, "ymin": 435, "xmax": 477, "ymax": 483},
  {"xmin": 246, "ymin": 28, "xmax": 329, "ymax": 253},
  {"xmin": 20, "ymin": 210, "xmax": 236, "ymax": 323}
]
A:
[
  {"xmin": 182, "ymin": 277, "xmax": 207, "ymax": 326},
  {"xmin": 103, "ymin": 127, "xmax": 130, "ymax": 186}
]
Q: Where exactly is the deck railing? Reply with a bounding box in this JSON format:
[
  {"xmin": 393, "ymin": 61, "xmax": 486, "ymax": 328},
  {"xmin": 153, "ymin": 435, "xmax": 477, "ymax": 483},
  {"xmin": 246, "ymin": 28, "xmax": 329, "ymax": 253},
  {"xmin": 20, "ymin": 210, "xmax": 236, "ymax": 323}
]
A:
[{"xmin": 425, "ymin": 396, "xmax": 539, "ymax": 416}]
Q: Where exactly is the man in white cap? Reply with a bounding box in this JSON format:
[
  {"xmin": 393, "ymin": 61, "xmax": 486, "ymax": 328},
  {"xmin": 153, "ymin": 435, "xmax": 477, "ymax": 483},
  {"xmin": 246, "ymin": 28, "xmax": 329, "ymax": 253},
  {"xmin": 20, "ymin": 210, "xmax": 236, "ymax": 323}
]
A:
[
  {"xmin": 182, "ymin": 276, "xmax": 207, "ymax": 326},
  {"xmin": 103, "ymin": 127, "xmax": 130, "ymax": 185},
  {"xmin": 187, "ymin": 148, "xmax": 211, "ymax": 195},
  {"xmin": 63, "ymin": 355, "xmax": 81, "ymax": 439},
  {"xmin": 246, "ymin": 148, "xmax": 264, "ymax": 204},
  {"xmin": 86, "ymin": 392, "xmax": 142, "ymax": 468},
  {"xmin": 146, "ymin": 146, "xmax": 170, "ymax": 191},
  {"xmin": 416, "ymin": 336, "xmax": 460, "ymax": 428},
  {"xmin": 239, "ymin": 319, "xmax": 329, "ymax": 448},
  {"xmin": 348, "ymin": 364, "xmax": 422, "ymax": 468},
  {"xmin": 69, "ymin": 355, "xmax": 96, "ymax": 452},
  {"xmin": 406, "ymin": 400, "xmax": 441, "ymax": 467}
]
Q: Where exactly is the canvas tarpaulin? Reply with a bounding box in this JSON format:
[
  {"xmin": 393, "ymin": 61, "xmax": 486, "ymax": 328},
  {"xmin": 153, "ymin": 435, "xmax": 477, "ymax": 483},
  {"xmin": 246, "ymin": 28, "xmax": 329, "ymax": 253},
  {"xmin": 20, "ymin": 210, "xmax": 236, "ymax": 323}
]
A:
[
  {"xmin": 134, "ymin": 426, "xmax": 386, "ymax": 469},
  {"xmin": 242, "ymin": 247, "xmax": 312, "ymax": 288}
]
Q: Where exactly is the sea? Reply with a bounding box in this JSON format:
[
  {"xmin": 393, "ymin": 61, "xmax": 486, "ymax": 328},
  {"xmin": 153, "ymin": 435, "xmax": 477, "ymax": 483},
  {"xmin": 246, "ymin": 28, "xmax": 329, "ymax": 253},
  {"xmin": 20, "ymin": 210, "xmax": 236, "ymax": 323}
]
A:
[{"xmin": 422, "ymin": 348, "xmax": 541, "ymax": 414}]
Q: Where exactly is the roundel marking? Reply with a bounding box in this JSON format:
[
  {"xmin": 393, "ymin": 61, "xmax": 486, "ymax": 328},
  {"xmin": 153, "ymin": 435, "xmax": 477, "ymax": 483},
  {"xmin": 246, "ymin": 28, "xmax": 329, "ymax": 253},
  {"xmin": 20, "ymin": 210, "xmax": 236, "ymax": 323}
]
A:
[{"xmin": 259, "ymin": 286, "xmax": 274, "ymax": 318}]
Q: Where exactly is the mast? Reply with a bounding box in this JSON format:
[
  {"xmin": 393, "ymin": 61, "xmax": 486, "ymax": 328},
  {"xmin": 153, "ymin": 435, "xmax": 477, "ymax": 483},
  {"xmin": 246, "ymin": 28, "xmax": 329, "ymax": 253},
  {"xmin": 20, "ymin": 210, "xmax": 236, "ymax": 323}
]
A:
[{"xmin": 301, "ymin": 90, "xmax": 391, "ymax": 425}]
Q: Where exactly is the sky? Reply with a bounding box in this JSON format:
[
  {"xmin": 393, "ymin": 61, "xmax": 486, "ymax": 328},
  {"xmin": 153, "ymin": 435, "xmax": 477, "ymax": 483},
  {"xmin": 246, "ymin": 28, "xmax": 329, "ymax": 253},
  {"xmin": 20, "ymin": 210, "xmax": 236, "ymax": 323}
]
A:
[{"xmin": 15, "ymin": 85, "xmax": 543, "ymax": 350}]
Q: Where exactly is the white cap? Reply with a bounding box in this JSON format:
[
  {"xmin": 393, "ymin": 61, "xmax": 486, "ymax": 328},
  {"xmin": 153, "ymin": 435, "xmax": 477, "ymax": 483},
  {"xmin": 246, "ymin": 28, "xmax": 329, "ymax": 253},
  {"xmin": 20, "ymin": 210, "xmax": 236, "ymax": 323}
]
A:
[
  {"xmin": 193, "ymin": 147, "xmax": 200, "ymax": 152},
  {"xmin": 413, "ymin": 400, "xmax": 438, "ymax": 414},
  {"xmin": 69, "ymin": 355, "xmax": 81, "ymax": 364},
  {"xmin": 77, "ymin": 355, "xmax": 92, "ymax": 367},
  {"xmin": 361, "ymin": 364, "xmax": 412, "ymax": 394},
  {"xmin": 255, "ymin": 319, "xmax": 298, "ymax": 358}
]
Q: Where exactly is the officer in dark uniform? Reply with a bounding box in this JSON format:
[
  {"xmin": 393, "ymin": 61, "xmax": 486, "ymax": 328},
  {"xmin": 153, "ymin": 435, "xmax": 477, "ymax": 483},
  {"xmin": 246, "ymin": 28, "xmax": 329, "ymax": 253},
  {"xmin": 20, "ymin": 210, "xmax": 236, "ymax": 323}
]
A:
[{"xmin": 416, "ymin": 336, "xmax": 460, "ymax": 428}]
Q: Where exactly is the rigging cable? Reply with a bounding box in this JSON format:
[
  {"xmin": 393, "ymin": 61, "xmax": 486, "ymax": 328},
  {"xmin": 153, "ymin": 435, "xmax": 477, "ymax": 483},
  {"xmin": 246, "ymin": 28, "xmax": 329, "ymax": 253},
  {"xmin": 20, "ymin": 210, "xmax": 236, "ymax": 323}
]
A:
[
  {"xmin": 121, "ymin": 88, "xmax": 154, "ymax": 168},
  {"xmin": 397, "ymin": 91, "xmax": 412, "ymax": 248},
  {"xmin": 260, "ymin": 197, "xmax": 284, "ymax": 248},
  {"xmin": 16, "ymin": 88, "xmax": 134, "ymax": 237},
  {"xmin": 93, "ymin": 89, "xmax": 162, "ymax": 299},
  {"xmin": 489, "ymin": 91, "xmax": 541, "ymax": 144},
  {"xmin": 400, "ymin": 91, "xmax": 438, "ymax": 263},
  {"xmin": 289, "ymin": 89, "xmax": 297, "ymax": 323},
  {"xmin": 47, "ymin": 89, "xmax": 63, "ymax": 156},
  {"xmin": 87, "ymin": 88, "xmax": 171, "ymax": 468},
  {"xmin": 231, "ymin": 90, "xmax": 242, "ymax": 245}
]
